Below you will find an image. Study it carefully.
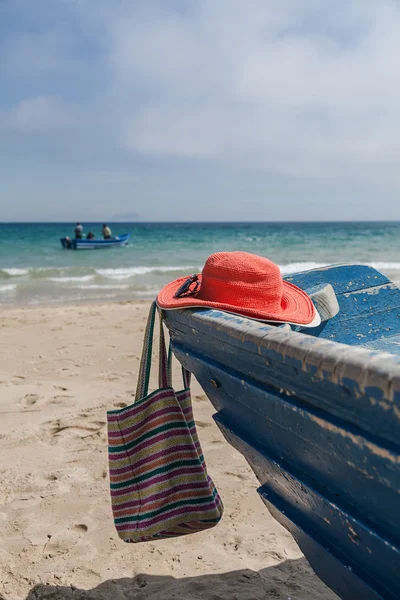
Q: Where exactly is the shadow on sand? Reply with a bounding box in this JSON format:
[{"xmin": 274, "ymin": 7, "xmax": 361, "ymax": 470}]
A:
[{"xmin": 25, "ymin": 558, "xmax": 338, "ymax": 600}]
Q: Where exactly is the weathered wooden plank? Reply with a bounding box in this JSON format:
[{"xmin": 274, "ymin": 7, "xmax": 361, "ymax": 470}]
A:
[
  {"xmin": 216, "ymin": 416, "xmax": 399, "ymax": 600},
  {"xmin": 265, "ymin": 500, "xmax": 387, "ymax": 600},
  {"xmin": 166, "ymin": 309, "xmax": 400, "ymax": 447},
  {"xmin": 285, "ymin": 264, "xmax": 390, "ymax": 295},
  {"xmin": 286, "ymin": 265, "xmax": 400, "ymax": 344},
  {"xmin": 310, "ymin": 283, "xmax": 399, "ymax": 322},
  {"xmin": 172, "ymin": 344, "xmax": 400, "ymax": 542},
  {"xmin": 300, "ymin": 308, "xmax": 400, "ymax": 344},
  {"xmin": 361, "ymin": 333, "xmax": 400, "ymax": 354},
  {"xmin": 296, "ymin": 284, "xmax": 400, "ymax": 345}
]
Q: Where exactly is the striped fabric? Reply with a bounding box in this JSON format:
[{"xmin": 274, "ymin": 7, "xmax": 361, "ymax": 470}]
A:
[{"xmin": 107, "ymin": 301, "xmax": 223, "ymax": 542}]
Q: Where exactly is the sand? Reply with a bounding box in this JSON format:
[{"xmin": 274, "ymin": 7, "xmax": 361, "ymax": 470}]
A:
[{"xmin": 0, "ymin": 301, "xmax": 338, "ymax": 600}]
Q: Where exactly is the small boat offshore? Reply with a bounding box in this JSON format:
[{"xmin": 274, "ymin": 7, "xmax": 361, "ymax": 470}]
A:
[
  {"xmin": 60, "ymin": 233, "xmax": 130, "ymax": 250},
  {"xmin": 163, "ymin": 262, "xmax": 400, "ymax": 600}
]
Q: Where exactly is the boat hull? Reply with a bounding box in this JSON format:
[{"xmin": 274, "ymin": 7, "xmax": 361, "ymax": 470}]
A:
[
  {"xmin": 163, "ymin": 264, "xmax": 400, "ymax": 600},
  {"xmin": 60, "ymin": 233, "xmax": 130, "ymax": 249}
]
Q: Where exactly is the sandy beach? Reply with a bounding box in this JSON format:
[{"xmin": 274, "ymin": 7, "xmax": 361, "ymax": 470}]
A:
[{"xmin": 0, "ymin": 301, "xmax": 338, "ymax": 600}]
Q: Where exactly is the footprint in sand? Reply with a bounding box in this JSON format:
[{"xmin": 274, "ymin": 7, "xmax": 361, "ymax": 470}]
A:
[
  {"xmin": 196, "ymin": 421, "xmax": 212, "ymax": 428},
  {"xmin": 22, "ymin": 392, "xmax": 66, "ymax": 409},
  {"xmin": 224, "ymin": 471, "xmax": 248, "ymax": 481},
  {"xmin": 78, "ymin": 404, "xmax": 107, "ymax": 415},
  {"xmin": 43, "ymin": 417, "xmax": 106, "ymax": 440},
  {"xmin": 51, "ymin": 395, "xmax": 74, "ymax": 406},
  {"xmin": 23, "ymin": 394, "xmax": 40, "ymax": 407},
  {"xmin": 195, "ymin": 394, "xmax": 208, "ymax": 402},
  {"xmin": 225, "ymin": 534, "xmax": 244, "ymax": 552},
  {"xmin": 37, "ymin": 466, "xmax": 92, "ymax": 489},
  {"xmin": 44, "ymin": 523, "xmax": 89, "ymax": 558}
]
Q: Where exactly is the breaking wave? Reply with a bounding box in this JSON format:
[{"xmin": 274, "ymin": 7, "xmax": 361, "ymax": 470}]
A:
[
  {"xmin": 2, "ymin": 260, "xmax": 400, "ymax": 305},
  {"xmin": 47, "ymin": 275, "xmax": 95, "ymax": 283},
  {"xmin": 0, "ymin": 284, "xmax": 17, "ymax": 293},
  {"xmin": 279, "ymin": 262, "xmax": 329, "ymax": 275},
  {"xmin": 0, "ymin": 268, "xmax": 29, "ymax": 278},
  {"xmin": 96, "ymin": 266, "xmax": 198, "ymax": 280}
]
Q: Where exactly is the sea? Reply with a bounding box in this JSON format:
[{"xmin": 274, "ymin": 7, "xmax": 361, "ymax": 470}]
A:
[{"xmin": 0, "ymin": 221, "xmax": 399, "ymax": 307}]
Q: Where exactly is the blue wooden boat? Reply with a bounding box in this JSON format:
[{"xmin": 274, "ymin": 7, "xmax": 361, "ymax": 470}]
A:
[
  {"xmin": 60, "ymin": 233, "xmax": 130, "ymax": 249},
  {"xmin": 163, "ymin": 264, "xmax": 400, "ymax": 600}
]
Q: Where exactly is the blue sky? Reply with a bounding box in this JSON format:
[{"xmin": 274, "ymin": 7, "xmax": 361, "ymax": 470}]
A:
[{"xmin": 1, "ymin": 0, "xmax": 400, "ymax": 221}]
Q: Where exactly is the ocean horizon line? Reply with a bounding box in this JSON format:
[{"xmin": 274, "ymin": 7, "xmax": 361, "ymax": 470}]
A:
[{"xmin": 1, "ymin": 219, "xmax": 400, "ymax": 225}]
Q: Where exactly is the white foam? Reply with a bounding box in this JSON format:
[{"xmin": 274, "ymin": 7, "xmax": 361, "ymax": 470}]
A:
[
  {"xmin": 243, "ymin": 236, "xmax": 263, "ymax": 242},
  {"xmin": 47, "ymin": 275, "xmax": 95, "ymax": 283},
  {"xmin": 73, "ymin": 284, "xmax": 130, "ymax": 290},
  {"xmin": 279, "ymin": 262, "xmax": 329, "ymax": 275},
  {"xmin": 369, "ymin": 262, "xmax": 400, "ymax": 271},
  {"xmin": 0, "ymin": 284, "xmax": 17, "ymax": 293},
  {"xmin": 97, "ymin": 266, "xmax": 197, "ymax": 280},
  {"xmin": 1, "ymin": 268, "xmax": 29, "ymax": 276},
  {"xmin": 132, "ymin": 289, "xmax": 160, "ymax": 297}
]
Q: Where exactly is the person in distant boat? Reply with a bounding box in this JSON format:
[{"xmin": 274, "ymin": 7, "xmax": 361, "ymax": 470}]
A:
[
  {"xmin": 102, "ymin": 224, "xmax": 112, "ymax": 239},
  {"xmin": 74, "ymin": 223, "xmax": 83, "ymax": 239},
  {"xmin": 87, "ymin": 231, "xmax": 95, "ymax": 240}
]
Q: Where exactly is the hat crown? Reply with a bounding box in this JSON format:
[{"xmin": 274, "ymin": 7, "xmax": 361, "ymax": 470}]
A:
[{"xmin": 199, "ymin": 252, "xmax": 283, "ymax": 309}]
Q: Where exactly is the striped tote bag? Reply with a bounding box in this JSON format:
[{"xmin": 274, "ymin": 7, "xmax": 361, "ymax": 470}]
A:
[{"xmin": 107, "ymin": 301, "xmax": 223, "ymax": 542}]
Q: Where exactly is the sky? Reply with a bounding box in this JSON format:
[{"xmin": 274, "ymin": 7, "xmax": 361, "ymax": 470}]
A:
[{"xmin": 1, "ymin": 0, "xmax": 400, "ymax": 222}]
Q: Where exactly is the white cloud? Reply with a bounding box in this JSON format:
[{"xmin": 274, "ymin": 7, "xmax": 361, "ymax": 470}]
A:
[
  {"xmin": 101, "ymin": 0, "xmax": 400, "ymax": 180},
  {"xmin": 4, "ymin": 0, "xmax": 400, "ymax": 178},
  {"xmin": 3, "ymin": 96, "xmax": 79, "ymax": 132}
]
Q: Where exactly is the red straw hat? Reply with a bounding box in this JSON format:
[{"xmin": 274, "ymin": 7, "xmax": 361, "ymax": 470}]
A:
[{"xmin": 157, "ymin": 251, "xmax": 320, "ymax": 327}]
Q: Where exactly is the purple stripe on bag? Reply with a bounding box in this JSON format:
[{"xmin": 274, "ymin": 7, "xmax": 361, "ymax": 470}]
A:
[
  {"xmin": 108, "ymin": 443, "xmax": 203, "ymax": 471},
  {"xmin": 111, "ymin": 481, "xmax": 212, "ymax": 505},
  {"xmin": 109, "ymin": 447, "xmax": 196, "ymax": 476},
  {"xmin": 109, "ymin": 443, "xmax": 197, "ymax": 475},
  {"xmin": 107, "ymin": 405, "xmax": 183, "ymax": 438},
  {"xmin": 117, "ymin": 500, "xmax": 219, "ymax": 530},
  {"xmin": 109, "ymin": 406, "xmax": 182, "ymax": 436},
  {"xmin": 108, "ymin": 427, "xmax": 194, "ymax": 458},
  {"xmin": 112, "ymin": 481, "xmax": 210, "ymax": 510},
  {"xmin": 107, "ymin": 390, "xmax": 174, "ymax": 422},
  {"xmin": 111, "ymin": 465, "xmax": 205, "ymax": 496},
  {"xmin": 110, "ymin": 465, "xmax": 205, "ymax": 496}
]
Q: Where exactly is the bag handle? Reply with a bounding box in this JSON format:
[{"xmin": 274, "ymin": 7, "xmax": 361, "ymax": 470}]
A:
[
  {"xmin": 167, "ymin": 342, "xmax": 191, "ymax": 390},
  {"xmin": 135, "ymin": 302, "xmax": 191, "ymax": 400},
  {"xmin": 135, "ymin": 301, "xmax": 169, "ymax": 399},
  {"xmin": 159, "ymin": 309, "xmax": 191, "ymax": 391}
]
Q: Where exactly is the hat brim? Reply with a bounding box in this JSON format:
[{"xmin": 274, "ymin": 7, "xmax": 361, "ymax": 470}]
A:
[{"xmin": 157, "ymin": 274, "xmax": 321, "ymax": 328}]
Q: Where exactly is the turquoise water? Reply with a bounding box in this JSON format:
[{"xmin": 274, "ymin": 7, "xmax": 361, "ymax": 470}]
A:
[{"xmin": 1, "ymin": 222, "xmax": 400, "ymax": 306}]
